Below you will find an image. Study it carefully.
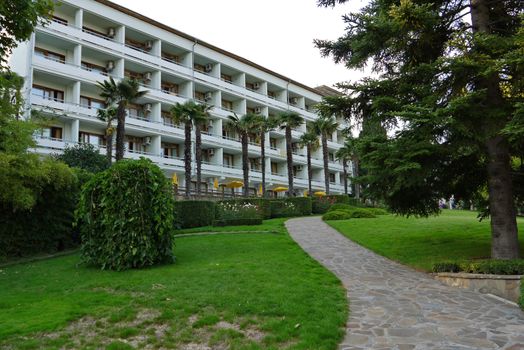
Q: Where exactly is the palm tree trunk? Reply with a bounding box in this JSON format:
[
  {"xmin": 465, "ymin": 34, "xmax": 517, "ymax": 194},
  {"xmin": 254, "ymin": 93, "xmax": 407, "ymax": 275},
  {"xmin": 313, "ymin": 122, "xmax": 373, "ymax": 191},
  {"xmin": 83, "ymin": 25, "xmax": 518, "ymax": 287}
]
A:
[
  {"xmin": 307, "ymin": 144, "xmax": 312, "ymax": 196},
  {"xmin": 343, "ymin": 159, "xmax": 348, "ymax": 195},
  {"xmin": 195, "ymin": 123, "xmax": 202, "ymax": 197},
  {"xmin": 260, "ymin": 131, "xmax": 266, "ymax": 196},
  {"xmin": 106, "ymin": 130, "xmax": 113, "ymax": 165},
  {"xmin": 353, "ymin": 157, "xmax": 360, "ymax": 199},
  {"xmin": 115, "ymin": 102, "xmax": 126, "ymax": 161},
  {"xmin": 285, "ymin": 126, "xmax": 294, "ymax": 196},
  {"xmin": 184, "ymin": 121, "xmax": 192, "ymax": 199},
  {"xmin": 322, "ymin": 134, "xmax": 330, "ymax": 195},
  {"xmin": 241, "ymin": 132, "xmax": 249, "ymax": 197}
]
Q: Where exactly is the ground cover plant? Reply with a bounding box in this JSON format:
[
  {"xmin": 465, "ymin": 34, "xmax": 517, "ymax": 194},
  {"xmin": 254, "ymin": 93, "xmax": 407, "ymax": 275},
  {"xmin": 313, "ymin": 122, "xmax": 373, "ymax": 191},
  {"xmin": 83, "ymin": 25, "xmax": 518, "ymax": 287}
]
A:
[
  {"xmin": 326, "ymin": 210, "xmax": 524, "ymax": 272},
  {"xmin": 0, "ymin": 219, "xmax": 347, "ymax": 350}
]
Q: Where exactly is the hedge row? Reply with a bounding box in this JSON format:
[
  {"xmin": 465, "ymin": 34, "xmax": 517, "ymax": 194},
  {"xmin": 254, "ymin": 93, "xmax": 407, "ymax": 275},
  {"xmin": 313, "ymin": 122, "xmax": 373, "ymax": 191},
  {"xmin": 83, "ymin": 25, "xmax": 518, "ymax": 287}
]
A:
[
  {"xmin": 174, "ymin": 200, "xmax": 216, "ymax": 229},
  {"xmin": 270, "ymin": 198, "xmax": 312, "ymax": 218},
  {"xmin": 312, "ymin": 195, "xmax": 350, "ymax": 214},
  {"xmin": 432, "ymin": 260, "xmax": 524, "ymax": 275}
]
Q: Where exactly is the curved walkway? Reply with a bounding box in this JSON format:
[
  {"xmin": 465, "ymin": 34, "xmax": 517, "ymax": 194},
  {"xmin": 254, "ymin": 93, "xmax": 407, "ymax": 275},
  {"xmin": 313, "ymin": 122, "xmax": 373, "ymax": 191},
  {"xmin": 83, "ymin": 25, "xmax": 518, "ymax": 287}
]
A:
[{"xmin": 285, "ymin": 217, "xmax": 524, "ymax": 350}]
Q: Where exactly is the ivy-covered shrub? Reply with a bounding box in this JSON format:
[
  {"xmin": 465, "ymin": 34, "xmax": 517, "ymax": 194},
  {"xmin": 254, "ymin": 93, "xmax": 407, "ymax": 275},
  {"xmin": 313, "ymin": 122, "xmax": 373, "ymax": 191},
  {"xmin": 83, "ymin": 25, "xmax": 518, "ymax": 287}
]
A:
[
  {"xmin": 322, "ymin": 210, "xmax": 353, "ymax": 221},
  {"xmin": 270, "ymin": 197, "xmax": 312, "ymax": 218},
  {"xmin": 174, "ymin": 200, "xmax": 215, "ymax": 229},
  {"xmin": 217, "ymin": 198, "xmax": 271, "ymax": 219},
  {"xmin": 0, "ymin": 159, "xmax": 78, "ymax": 261},
  {"xmin": 432, "ymin": 260, "xmax": 524, "ymax": 275},
  {"xmin": 214, "ymin": 200, "xmax": 263, "ymax": 227},
  {"xmin": 76, "ymin": 159, "xmax": 174, "ymax": 270}
]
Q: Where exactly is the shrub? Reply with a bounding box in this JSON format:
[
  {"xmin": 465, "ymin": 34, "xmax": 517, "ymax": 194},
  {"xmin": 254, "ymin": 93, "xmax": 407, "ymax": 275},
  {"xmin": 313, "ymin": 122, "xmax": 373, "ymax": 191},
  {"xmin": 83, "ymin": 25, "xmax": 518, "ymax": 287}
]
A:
[
  {"xmin": 213, "ymin": 218, "xmax": 263, "ymax": 226},
  {"xmin": 432, "ymin": 260, "xmax": 524, "ymax": 275},
  {"xmin": 76, "ymin": 158, "xmax": 174, "ymax": 270},
  {"xmin": 349, "ymin": 208, "xmax": 376, "ymax": 218},
  {"xmin": 312, "ymin": 195, "xmax": 349, "ymax": 214},
  {"xmin": 55, "ymin": 143, "xmax": 108, "ymax": 173},
  {"xmin": 217, "ymin": 198, "xmax": 270, "ymax": 219},
  {"xmin": 270, "ymin": 198, "xmax": 312, "ymax": 218},
  {"xmin": 174, "ymin": 200, "xmax": 215, "ymax": 229},
  {"xmin": 328, "ymin": 203, "xmax": 355, "ymax": 212},
  {"xmin": 366, "ymin": 207, "xmax": 389, "ymax": 215},
  {"xmin": 322, "ymin": 210, "xmax": 352, "ymax": 221}
]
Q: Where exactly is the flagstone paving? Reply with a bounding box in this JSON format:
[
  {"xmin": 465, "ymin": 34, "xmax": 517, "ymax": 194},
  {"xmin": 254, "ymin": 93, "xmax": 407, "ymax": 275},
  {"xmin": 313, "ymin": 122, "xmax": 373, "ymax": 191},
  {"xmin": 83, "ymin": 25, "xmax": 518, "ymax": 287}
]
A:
[{"xmin": 285, "ymin": 217, "xmax": 524, "ymax": 350}]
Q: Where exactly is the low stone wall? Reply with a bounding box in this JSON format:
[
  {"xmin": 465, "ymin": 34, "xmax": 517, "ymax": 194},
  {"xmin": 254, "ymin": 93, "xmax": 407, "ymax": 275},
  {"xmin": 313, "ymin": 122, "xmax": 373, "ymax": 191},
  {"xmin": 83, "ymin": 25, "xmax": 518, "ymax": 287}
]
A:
[{"xmin": 434, "ymin": 273, "xmax": 522, "ymax": 303}]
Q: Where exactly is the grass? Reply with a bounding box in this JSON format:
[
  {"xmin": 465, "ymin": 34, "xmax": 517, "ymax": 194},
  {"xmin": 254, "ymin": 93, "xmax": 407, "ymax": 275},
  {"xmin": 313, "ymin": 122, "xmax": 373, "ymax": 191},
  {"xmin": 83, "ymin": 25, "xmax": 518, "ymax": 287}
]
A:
[
  {"xmin": 326, "ymin": 210, "xmax": 524, "ymax": 272},
  {"xmin": 175, "ymin": 218, "xmax": 288, "ymax": 235},
  {"xmin": 0, "ymin": 219, "xmax": 347, "ymax": 350}
]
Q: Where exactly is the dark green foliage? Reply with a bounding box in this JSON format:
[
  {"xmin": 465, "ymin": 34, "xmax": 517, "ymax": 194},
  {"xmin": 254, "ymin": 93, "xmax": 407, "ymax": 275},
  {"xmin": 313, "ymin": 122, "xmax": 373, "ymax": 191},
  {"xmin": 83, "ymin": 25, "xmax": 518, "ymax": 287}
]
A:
[
  {"xmin": 212, "ymin": 218, "xmax": 263, "ymax": 227},
  {"xmin": 348, "ymin": 208, "xmax": 376, "ymax": 218},
  {"xmin": 433, "ymin": 260, "xmax": 524, "ymax": 275},
  {"xmin": 270, "ymin": 197, "xmax": 312, "ymax": 218},
  {"xmin": 0, "ymin": 160, "xmax": 77, "ymax": 261},
  {"xmin": 55, "ymin": 143, "xmax": 109, "ymax": 173},
  {"xmin": 322, "ymin": 210, "xmax": 352, "ymax": 221},
  {"xmin": 312, "ymin": 195, "xmax": 349, "ymax": 214},
  {"xmin": 366, "ymin": 208, "xmax": 389, "ymax": 215},
  {"xmin": 76, "ymin": 159, "xmax": 174, "ymax": 270},
  {"xmin": 217, "ymin": 198, "xmax": 271, "ymax": 219},
  {"xmin": 174, "ymin": 200, "xmax": 215, "ymax": 229},
  {"xmin": 328, "ymin": 204, "xmax": 354, "ymax": 212},
  {"xmin": 347, "ymin": 198, "xmax": 364, "ymax": 207}
]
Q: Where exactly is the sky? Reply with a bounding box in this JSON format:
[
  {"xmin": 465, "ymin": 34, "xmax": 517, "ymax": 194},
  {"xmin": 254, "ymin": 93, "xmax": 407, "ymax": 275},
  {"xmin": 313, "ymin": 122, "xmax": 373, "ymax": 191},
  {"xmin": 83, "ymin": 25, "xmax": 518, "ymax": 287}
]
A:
[{"xmin": 111, "ymin": 0, "xmax": 369, "ymax": 89}]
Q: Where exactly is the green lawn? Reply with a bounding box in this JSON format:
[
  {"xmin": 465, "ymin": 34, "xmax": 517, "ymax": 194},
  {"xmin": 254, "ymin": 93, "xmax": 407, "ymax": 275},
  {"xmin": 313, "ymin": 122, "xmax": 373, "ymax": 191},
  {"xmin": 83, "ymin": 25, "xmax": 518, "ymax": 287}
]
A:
[
  {"xmin": 175, "ymin": 218, "xmax": 288, "ymax": 235},
  {"xmin": 327, "ymin": 210, "xmax": 524, "ymax": 272},
  {"xmin": 0, "ymin": 220, "xmax": 347, "ymax": 350}
]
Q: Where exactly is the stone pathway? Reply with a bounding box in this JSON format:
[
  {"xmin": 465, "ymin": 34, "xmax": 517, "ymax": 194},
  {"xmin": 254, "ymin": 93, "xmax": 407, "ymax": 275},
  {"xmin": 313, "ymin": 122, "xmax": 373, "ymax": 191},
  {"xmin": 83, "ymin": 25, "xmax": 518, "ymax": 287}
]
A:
[{"xmin": 285, "ymin": 217, "xmax": 524, "ymax": 350}]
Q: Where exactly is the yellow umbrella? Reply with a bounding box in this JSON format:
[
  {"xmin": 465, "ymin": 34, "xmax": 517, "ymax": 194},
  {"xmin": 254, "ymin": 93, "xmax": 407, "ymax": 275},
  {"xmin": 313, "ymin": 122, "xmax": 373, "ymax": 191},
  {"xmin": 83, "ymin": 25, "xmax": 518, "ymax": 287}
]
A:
[
  {"xmin": 171, "ymin": 173, "xmax": 178, "ymax": 186},
  {"xmin": 258, "ymin": 183, "xmax": 263, "ymax": 196},
  {"xmin": 225, "ymin": 180, "xmax": 244, "ymax": 188},
  {"xmin": 314, "ymin": 191, "xmax": 326, "ymax": 197},
  {"xmin": 213, "ymin": 178, "xmax": 219, "ymax": 190},
  {"xmin": 273, "ymin": 186, "xmax": 288, "ymax": 192},
  {"xmin": 303, "ymin": 190, "xmax": 309, "ymax": 197}
]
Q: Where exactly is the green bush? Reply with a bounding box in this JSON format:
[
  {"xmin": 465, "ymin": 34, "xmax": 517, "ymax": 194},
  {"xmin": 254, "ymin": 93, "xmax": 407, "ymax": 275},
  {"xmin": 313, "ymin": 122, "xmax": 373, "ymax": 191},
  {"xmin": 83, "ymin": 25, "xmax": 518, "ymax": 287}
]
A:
[
  {"xmin": 217, "ymin": 198, "xmax": 270, "ymax": 219},
  {"xmin": 349, "ymin": 208, "xmax": 376, "ymax": 218},
  {"xmin": 366, "ymin": 207, "xmax": 389, "ymax": 215},
  {"xmin": 0, "ymin": 159, "xmax": 78, "ymax": 261},
  {"xmin": 322, "ymin": 210, "xmax": 352, "ymax": 221},
  {"xmin": 76, "ymin": 159, "xmax": 174, "ymax": 270},
  {"xmin": 432, "ymin": 260, "xmax": 524, "ymax": 275},
  {"xmin": 270, "ymin": 197, "xmax": 312, "ymax": 218},
  {"xmin": 174, "ymin": 200, "xmax": 215, "ymax": 229},
  {"xmin": 55, "ymin": 143, "xmax": 108, "ymax": 173},
  {"xmin": 312, "ymin": 195, "xmax": 349, "ymax": 214},
  {"xmin": 213, "ymin": 218, "xmax": 263, "ymax": 226},
  {"xmin": 328, "ymin": 204, "xmax": 355, "ymax": 212}
]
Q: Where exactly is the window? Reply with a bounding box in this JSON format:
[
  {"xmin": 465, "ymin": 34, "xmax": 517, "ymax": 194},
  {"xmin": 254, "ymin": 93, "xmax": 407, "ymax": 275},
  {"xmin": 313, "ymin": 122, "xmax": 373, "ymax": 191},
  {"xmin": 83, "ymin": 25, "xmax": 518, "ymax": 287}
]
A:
[
  {"xmin": 267, "ymin": 91, "xmax": 276, "ymax": 99},
  {"xmin": 223, "ymin": 154, "xmax": 234, "ymax": 167},
  {"xmin": 194, "ymin": 63, "xmax": 205, "ymax": 73},
  {"xmin": 220, "ymin": 73, "xmax": 232, "ymax": 83},
  {"xmin": 124, "ymin": 70, "xmax": 143, "ymax": 81},
  {"xmin": 162, "ymin": 111, "xmax": 173, "ymax": 126},
  {"xmin": 35, "ymin": 48, "xmax": 65, "ymax": 63},
  {"xmin": 249, "ymin": 158, "xmax": 260, "ymax": 171},
  {"xmin": 270, "ymin": 138, "xmax": 277, "ymax": 149},
  {"xmin": 125, "ymin": 39, "xmax": 146, "ymax": 51},
  {"xmin": 246, "ymin": 82, "xmax": 255, "ymax": 91},
  {"xmin": 126, "ymin": 136, "xmax": 145, "ymax": 153},
  {"xmin": 37, "ymin": 127, "xmax": 63, "ymax": 140},
  {"xmin": 194, "ymin": 91, "xmax": 205, "ymax": 102},
  {"xmin": 271, "ymin": 162, "xmax": 279, "ymax": 174},
  {"xmin": 32, "ymin": 85, "xmax": 64, "ymax": 102},
  {"xmin": 221, "ymin": 99, "xmax": 233, "ymax": 111},
  {"xmin": 52, "ymin": 16, "xmax": 68, "ymax": 25},
  {"xmin": 292, "ymin": 143, "xmax": 300, "ymax": 153},
  {"xmin": 329, "ymin": 153, "xmax": 335, "ymax": 161},
  {"xmin": 80, "ymin": 96, "xmax": 105, "ymax": 110},
  {"xmin": 126, "ymin": 104, "xmax": 141, "ymax": 118},
  {"xmin": 162, "ymin": 143, "xmax": 179, "ymax": 158},
  {"xmin": 329, "ymin": 173, "xmax": 336, "ymax": 183},
  {"xmin": 82, "ymin": 26, "xmax": 109, "ymax": 39},
  {"xmin": 81, "ymin": 61, "xmax": 107, "ymax": 75},
  {"xmin": 246, "ymin": 107, "xmax": 255, "ymax": 114},
  {"xmin": 79, "ymin": 132, "xmax": 104, "ymax": 146},
  {"xmin": 161, "ymin": 82, "xmax": 179, "ymax": 95},
  {"xmin": 162, "ymin": 52, "xmax": 180, "ymax": 64}
]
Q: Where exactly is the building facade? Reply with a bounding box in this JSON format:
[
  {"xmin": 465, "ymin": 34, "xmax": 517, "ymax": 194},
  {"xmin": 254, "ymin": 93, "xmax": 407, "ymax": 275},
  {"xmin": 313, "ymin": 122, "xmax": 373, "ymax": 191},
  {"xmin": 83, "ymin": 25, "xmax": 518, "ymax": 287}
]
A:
[{"xmin": 10, "ymin": 0, "xmax": 349, "ymax": 195}]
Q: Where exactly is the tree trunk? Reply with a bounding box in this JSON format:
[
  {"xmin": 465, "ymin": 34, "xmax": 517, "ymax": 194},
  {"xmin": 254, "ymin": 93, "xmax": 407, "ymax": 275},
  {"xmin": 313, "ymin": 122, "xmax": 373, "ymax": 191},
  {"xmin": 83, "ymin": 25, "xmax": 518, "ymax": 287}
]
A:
[
  {"xmin": 307, "ymin": 144, "xmax": 312, "ymax": 196},
  {"xmin": 115, "ymin": 102, "xmax": 126, "ymax": 161},
  {"xmin": 285, "ymin": 126, "xmax": 294, "ymax": 196},
  {"xmin": 241, "ymin": 132, "xmax": 249, "ymax": 197},
  {"xmin": 353, "ymin": 157, "xmax": 360, "ymax": 199},
  {"xmin": 322, "ymin": 134, "xmax": 330, "ymax": 194},
  {"xmin": 260, "ymin": 131, "xmax": 266, "ymax": 196},
  {"xmin": 195, "ymin": 123, "xmax": 202, "ymax": 197},
  {"xmin": 471, "ymin": 0, "xmax": 519, "ymax": 259},
  {"xmin": 486, "ymin": 136, "xmax": 519, "ymax": 259},
  {"xmin": 342, "ymin": 159, "xmax": 348, "ymax": 195},
  {"xmin": 184, "ymin": 122, "xmax": 192, "ymax": 199},
  {"xmin": 106, "ymin": 125, "xmax": 113, "ymax": 165}
]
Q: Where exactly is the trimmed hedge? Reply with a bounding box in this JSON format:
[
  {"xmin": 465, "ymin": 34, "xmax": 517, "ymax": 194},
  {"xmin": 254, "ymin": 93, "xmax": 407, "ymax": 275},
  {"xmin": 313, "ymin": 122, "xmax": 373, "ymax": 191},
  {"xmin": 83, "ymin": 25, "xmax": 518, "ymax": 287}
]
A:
[
  {"xmin": 313, "ymin": 195, "xmax": 350, "ymax": 214},
  {"xmin": 174, "ymin": 200, "xmax": 215, "ymax": 229},
  {"xmin": 217, "ymin": 198, "xmax": 271, "ymax": 219},
  {"xmin": 350, "ymin": 208, "xmax": 376, "ymax": 218},
  {"xmin": 77, "ymin": 159, "xmax": 174, "ymax": 270},
  {"xmin": 328, "ymin": 204, "xmax": 354, "ymax": 212},
  {"xmin": 213, "ymin": 218, "xmax": 263, "ymax": 226},
  {"xmin": 322, "ymin": 210, "xmax": 352, "ymax": 221},
  {"xmin": 432, "ymin": 260, "xmax": 524, "ymax": 275},
  {"xmin": 270, "ymin": 197, "xmax": 312, "ymax": 218}
]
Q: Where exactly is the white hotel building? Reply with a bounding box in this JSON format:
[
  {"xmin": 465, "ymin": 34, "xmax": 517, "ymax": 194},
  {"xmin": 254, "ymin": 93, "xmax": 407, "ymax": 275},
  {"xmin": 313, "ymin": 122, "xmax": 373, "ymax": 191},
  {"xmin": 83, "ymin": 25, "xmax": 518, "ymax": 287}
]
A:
[{"xmin": 10, "ymin": 0, "xmax": 348, "ymax": 195}]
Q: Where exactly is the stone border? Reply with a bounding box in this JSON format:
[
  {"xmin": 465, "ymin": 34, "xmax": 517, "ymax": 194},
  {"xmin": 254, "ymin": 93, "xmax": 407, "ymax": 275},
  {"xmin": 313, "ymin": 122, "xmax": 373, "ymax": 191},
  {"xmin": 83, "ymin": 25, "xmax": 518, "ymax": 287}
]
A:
[{"xmin": 434, "ymin": 272, "xmax": 523, "ymax": 303}]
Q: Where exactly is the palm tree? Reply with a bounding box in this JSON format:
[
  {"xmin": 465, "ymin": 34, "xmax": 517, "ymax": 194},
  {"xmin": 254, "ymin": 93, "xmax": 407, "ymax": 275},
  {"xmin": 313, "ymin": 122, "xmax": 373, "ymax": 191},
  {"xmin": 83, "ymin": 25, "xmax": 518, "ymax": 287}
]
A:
[
  {"xmin": 96, "ymin": 106, "xmax": 117, "ymax": 165},
  {"xmin": 97, "ymin": 77, "xmax": 147, "ymax": 161},
  {"xmin": 313, "ymin": 115, "xmax": 339, "ymax": 195},
  {"xmin": 225, "ymin": 113, "xmax": 254, "ymax": 197},
  {"xmin": 299, "ymin": 130, "xmax": 320, "ymax": 197},
  {"xmin": 335, "ymin": 141, "xmax": 353, "ymax": 195},
  {"xmin": 249, "ymin": 114, "xmax": 279, "ymax": 196},
  {"xmin": 192, "ymin": 103, "xmax": 212, "ymax": 196},
  {"xmin": 171, "ymin": 102, "xmax": 192, "ymax": 198},
  {"xmin": 277, "ymin": 111, "xmax": 304, "ymax": 197}
]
